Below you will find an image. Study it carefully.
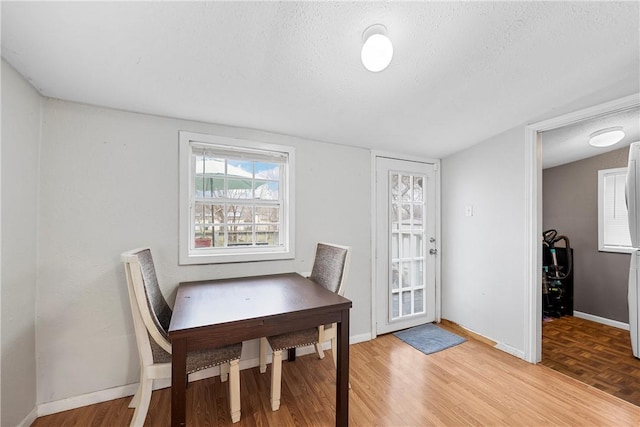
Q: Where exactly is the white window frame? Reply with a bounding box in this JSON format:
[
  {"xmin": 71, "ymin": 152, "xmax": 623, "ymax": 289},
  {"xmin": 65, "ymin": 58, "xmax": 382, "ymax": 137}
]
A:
[
  {"xmin": 598, "ymin": 167, "xmax": 632, "ymax": 253},
  {"xmin": 179, "ymin": 131, "xmax": 295, "ymax": 264}
]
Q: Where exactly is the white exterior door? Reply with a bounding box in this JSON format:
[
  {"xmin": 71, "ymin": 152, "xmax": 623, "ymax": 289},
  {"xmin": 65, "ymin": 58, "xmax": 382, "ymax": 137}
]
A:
[{"xmin": 375, "ymin": 156, "xmax": 438, "ymax": 335}]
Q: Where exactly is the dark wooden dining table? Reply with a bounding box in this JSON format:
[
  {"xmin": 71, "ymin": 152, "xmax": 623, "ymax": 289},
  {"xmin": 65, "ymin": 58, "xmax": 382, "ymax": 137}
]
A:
[{"xmin": 168, "ymin": 272, "xmax": 352, "ymax": 426}]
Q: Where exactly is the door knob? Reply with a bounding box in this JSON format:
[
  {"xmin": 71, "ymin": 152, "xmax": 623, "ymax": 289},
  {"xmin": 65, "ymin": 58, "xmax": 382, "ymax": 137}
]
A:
[{"xmin": 429, "ymin": 248, "xmax": 438, "ymax": 255}]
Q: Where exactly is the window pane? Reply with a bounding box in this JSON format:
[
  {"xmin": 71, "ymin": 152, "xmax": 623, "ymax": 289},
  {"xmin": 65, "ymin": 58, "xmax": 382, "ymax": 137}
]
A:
[
  {"xmin": 212, "ymin": 204, "xmax": 225, "ymax": 224},
  {"xmin": 194, "ymin": 202, "xmax": 205, "ymax": 225},
  {"xmin": 195, "ymin": 175, "xmax": 205, "ymax": 197},
  {"xmin": 256, "ymin": 224, "xmax": 279, "ymax": 245},
  {"xmin": 401, "ymin": 204, "xmax": 411, "ymax": 229},
  {"xmin": 228, "ymin": 224, "xmax": 253, "ymax": 246},
  {"xmin": 413, "ymin": 176, "xmax": 423, "ymax": 202},
  {"xmin": 401, "ymin": 175, "xmax": 411, "ymax": 201},
  {"xmin": 256, "ymin": 206, "xmax": 278, "ymax": 223},
  {"xmin": 391, "ymin": 205, "xmax": 399, "ymax": 230},
  {"xmin": 401, "ymin": 233, "xmax": 410, "ymax": 259},
  {"xmin": 401, "ymin": 261, "xmax": 410, "ymax": 288},
  {"xmin": 391, "ymin": 233, "xmax": 399, "ymax": 259},
  {"xmin": 213, "ymin": 226, "xmax": 225, "ymax": 247},
  {"xmin": 255, "ymin": 162, "xmax": 280, "ymax": 180},
  {"xmin": 194, "ymin": 156, "xmax": 226, "ymax": 198},
  {"xmin": 391, "ymin": 262, "xmax": 399, "ymax": 290},
  {"xmin": 254, "ymin": 180, "xmax": 279, "ymax": 200},
  {"xmin": 227, "ymin": 160, "xmax": 253, "ymax": 178},
  {"xmin": 227, "ymin": 179, "xmax": 253, "ymax": 199},
  {"xmin": 413, "ymin": 260, "xmax": 424, "ymax": 287},
  {"xmin": 603, "ymin": 172, "xmax": 632, "ymax": 247},
  {"xmin": 207, "ymin": 177, "xmax": 225, "ymax": 198},
  {"xmin": 227, "ymin": 205, "xmax": 252, "ymax": 224},
  {"xmin": 401, "ymin": 291, "xmax": 412, "ymax": 316},
  {"xmin": 194, "ymin": 225, "xmax": 206, "ymax": 241},
  {"xmin": 414, "ymin": 234, "xmax": 423, "ymax": 257},
  {"xmin": 413, "ymin": 205, "xmax": 423, "ymax": 226},
  {"xmin": 414, "ymin": 289, "xmax": 424, "ymax": 313},
  {"xmin": 392, "ymin": 293, "xmax": 399, "ymax": 319},
  {"xmin": 391, "ymin": 174, "xmax": 399, "ymax": 202}
]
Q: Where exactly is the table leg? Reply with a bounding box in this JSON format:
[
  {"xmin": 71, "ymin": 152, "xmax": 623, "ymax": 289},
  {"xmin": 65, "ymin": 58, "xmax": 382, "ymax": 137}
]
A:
[
  {"xmin": 336, "ymin": 308, "xmax": 350, "ymax": 427},
  {"xmin": 171, "ymin": 338, "xmax": 187, "ymax": 427}
]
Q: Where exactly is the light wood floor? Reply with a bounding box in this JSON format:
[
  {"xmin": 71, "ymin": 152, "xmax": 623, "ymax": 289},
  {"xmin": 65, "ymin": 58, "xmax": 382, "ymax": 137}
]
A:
[
  {"xmin": 541, "ymin": 315, "xmax": 640, "ymax": 407},
  {"xmin": 32, "ymin": 327, "xmax": 640, "ymax": 426}
]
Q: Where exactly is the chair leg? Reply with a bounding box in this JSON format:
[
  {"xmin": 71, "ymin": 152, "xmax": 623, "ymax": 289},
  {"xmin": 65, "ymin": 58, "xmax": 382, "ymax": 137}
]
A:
[
  {"xmin": 329, "ymin": 337, "xmax": 352, "ymax": 390},
  {"xmin": 314, "ymin": 342, "xmax": 325, "ymax": 360},
  {"xmin": 259, "ymin": 337, "xmax": 268, "ymax": 373},
  {"xmin": 228, "ymin": 359, "xmax": 241, "ymax": 423},
  {"xmin": 220, "ymin": 362, "xmax": 229, "ymax": 382},
  {"xmin": 129, "ymin": 383, "xmax": 141, "ymax": 409},
  {"xmin": 331, "ymin": 335, "xmax": 338, "ymax": 368},
  {"xmin": 270, "ymin": 349, "xmax": 283, "ymax": 411},
  {"xmin": 130, "ymin": 372, "xmax": 152, "ymax": 427}
]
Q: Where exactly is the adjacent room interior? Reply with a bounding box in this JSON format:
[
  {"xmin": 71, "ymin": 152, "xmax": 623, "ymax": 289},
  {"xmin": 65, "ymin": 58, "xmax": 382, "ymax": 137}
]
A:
[{"xmin": 539, "ymin": 107, "xmax": 640, "ymax": 406}]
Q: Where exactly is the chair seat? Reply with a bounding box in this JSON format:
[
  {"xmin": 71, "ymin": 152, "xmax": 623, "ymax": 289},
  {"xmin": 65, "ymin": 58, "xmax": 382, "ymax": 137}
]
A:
[
  {"xmin": 149, "ymin": 329, "xmax": 242, "ymax": 374},
  {"xmin": 186, "ymin": 344, "xmax": 242, "ymax": 373},
  {"xmin": 266, "ymin": 327, "xmax": 319, "ymax": 351}
]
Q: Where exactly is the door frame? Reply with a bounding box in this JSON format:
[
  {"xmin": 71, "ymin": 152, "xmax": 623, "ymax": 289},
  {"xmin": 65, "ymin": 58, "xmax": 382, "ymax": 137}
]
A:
[
  {"xmin": 523, "ymin": 93, "xmax": 640, "ymax": 363},
  {"xmin": 370, "ymin": 151, "xmax": 442, "ymax": 339}
]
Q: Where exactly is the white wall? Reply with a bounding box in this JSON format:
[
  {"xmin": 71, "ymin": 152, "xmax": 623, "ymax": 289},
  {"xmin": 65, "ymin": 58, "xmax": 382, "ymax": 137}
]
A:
[
  {"xmin": 36, "ymin": 99, "xmax": 372, "ymax": 403},
  {"xmin": 1, "ymin": 60, "xmax": 41, "ymax": 425},
  {"xmin": 441, "ymin": 127, "xmax": 527, "ymax": 356}
]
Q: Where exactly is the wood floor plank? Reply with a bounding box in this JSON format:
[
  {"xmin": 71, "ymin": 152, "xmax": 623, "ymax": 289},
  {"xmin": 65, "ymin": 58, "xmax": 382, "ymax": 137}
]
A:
[{"xmin": 32, "ymin": 326, "xmax": 640, "ymax": 426}]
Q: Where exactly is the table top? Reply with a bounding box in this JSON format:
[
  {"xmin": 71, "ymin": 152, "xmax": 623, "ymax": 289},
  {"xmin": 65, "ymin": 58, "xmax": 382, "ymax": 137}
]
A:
[{"xmin": 168, "ymin": 272, "xmax": 351, "ymax": 336}]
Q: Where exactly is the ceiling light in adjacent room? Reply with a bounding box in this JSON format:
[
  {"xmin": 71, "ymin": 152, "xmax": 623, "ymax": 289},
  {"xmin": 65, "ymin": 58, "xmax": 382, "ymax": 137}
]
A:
[
  {"xmin": 588, "ymin": 127, "xmax": 626, "ymax": 147},
  {"xmin": 361, "ymin": 24, "xmax": 393, "ymax": 72}
]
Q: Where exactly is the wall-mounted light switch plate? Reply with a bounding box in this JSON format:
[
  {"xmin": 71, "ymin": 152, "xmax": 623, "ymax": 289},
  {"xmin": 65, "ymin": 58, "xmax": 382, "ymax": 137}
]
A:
[{"xmin": 465, "ymin": 205, "xmax": 474, "ymax": 217}]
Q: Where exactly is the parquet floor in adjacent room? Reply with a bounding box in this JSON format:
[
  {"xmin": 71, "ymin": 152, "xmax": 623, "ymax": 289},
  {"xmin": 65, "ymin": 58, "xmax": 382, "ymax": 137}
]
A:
[{"xmin": 541, "ymin": 315, "xmax": 640, "ymax": 407}]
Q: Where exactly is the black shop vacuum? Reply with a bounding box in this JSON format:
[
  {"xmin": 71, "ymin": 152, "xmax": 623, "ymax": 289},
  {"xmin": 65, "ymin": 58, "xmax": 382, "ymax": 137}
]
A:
[{"xmin": 542, "ymin": 229, "xmax": 573, "ymax": 318}]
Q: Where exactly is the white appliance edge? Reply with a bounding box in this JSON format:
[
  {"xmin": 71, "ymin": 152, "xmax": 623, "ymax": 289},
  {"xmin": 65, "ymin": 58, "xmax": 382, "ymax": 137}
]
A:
[{"xmin": 626, "ymin": 141, "xmax": 640, "ymax": 358}]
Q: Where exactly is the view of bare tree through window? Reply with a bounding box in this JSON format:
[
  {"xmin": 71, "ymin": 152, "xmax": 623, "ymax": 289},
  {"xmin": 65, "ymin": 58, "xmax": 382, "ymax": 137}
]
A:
[{"xmin": 193, "ymin": 153, "xmax": 282, "ymax": 249}]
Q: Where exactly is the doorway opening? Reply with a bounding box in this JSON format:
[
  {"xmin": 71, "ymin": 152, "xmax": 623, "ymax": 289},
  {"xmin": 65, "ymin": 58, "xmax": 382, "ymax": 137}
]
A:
[
  {"xmin": 524, "ymin": 93, "xmax": 639, "ymax": 363},
  {"xmin": 525, "ymin": 95, "xmax": 640, "ymax": 406}
]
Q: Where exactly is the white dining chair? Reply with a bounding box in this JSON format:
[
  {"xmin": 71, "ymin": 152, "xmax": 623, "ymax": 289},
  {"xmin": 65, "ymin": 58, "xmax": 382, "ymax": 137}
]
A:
[
  {"xmin": 259, "ymin": 242, "xmax": 351, "ymax": 411},
  {"xmin": 121, "ymin": 247, "xmax": 243, "ymax": 425}
]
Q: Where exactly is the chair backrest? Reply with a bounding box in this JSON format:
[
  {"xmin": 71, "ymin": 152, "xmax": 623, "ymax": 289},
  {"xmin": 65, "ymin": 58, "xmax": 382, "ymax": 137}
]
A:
[
  {"xmin": 309, "ymin": 242, "xmax": 351, "ymax": 295},
  {"xmin": 121, "ymin": 248, "xmax": 172, "ymax": 357}
]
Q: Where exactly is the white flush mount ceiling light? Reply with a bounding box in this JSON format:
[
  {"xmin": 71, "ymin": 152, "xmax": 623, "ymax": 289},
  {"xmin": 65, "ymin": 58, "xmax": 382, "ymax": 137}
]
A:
[
  {"xmin": 361, "ymin": 24, "xmax": 393, "ymax": 72},
  {"xmin": 589, "ymin": 126, "xmax": 626, "ymax": 147}
]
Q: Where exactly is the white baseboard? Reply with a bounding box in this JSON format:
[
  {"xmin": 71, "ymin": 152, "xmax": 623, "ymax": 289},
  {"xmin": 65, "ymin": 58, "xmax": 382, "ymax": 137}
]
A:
[
  {"xmin": 350, "ymin": 332, "xmax": 372, "ymax": 345},
  {"xmin": 34, "ymin": 335, "xmax": 373, "ymax": 418},
  {"xmin": 18, "ymin": 406, "xmax": 38, "ymax": 427},
  {"xmin": 494, "ymin": 342, "xmax": 526, "ymax": 360},
  {"xmin": 443, "ymin": 321, "xmax": 526, "ymax": 361},
  {"xmin": 38, "ymin": 382, "xmax": 141, "ymax": 417},
  {"xmin": 37, "ymin": 363, "xmax": 245, "ymax": 417},
  {"xmin": 573, "ymin": 311, "xmax": 630, "ymax": 331}
]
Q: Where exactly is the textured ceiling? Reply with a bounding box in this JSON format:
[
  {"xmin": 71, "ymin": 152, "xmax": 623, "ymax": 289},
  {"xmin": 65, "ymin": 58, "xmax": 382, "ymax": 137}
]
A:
[
  {"xmin": 2, "ymin": 1, "xmax": 639, "ymax": 161},
  {"xmin": 541, "ymin": 106, "xmax": 640, "ymax": 169}
]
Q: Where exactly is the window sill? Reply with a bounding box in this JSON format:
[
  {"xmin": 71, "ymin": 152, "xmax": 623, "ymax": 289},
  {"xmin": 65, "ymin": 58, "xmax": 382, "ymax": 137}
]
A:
[
  {"xmin": 598, "ymin": 245, "xmax": 635, "ymax": 254},
  {"xmin": 179, "ymin": 248, "xmax": 295, "ymax": 265}
]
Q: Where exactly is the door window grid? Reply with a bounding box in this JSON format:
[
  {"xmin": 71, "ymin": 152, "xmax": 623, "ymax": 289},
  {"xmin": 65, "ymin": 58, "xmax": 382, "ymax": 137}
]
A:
[{"xmin": 390, "ymin": 172, "xmax": 426, "ymax": 320}]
